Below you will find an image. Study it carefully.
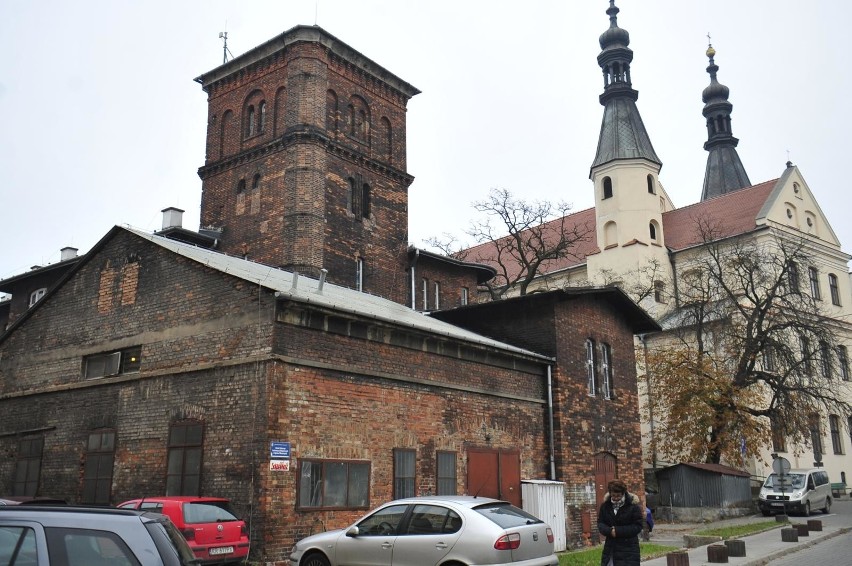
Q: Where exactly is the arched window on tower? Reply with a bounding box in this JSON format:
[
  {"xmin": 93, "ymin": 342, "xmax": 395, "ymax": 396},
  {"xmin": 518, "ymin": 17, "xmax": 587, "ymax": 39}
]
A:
[
  {"xmin": 649, "ymin": 222, "xmax": 657, "ymax": 241},
  {"xmin": 602, "ymin": 177, "xmax": 613, "ymax": 200},
  {"xmin": 362, "ymin": 183, "xmax": 371, "ymax": 219},
  {"xmin": 236, "ymin": 178, "xmax": 246, "ymax": 194},
  {"xmin": 647, "ymin": 174, "xmax": 655, "ymax": 194},
  {"xmin": 252, "ymin": 174, "xmax": 261, "ymax": 190},
  {"xmin": 246, "ymin": 106, "xmax": 256, "ymax": 137},
  {"xmin": 604, "ymin": 221, "xmax": 617, "ymax": 248},
  {"xmin": 258, "ymin": 101, "xmax": 267, "ymax": 133}
]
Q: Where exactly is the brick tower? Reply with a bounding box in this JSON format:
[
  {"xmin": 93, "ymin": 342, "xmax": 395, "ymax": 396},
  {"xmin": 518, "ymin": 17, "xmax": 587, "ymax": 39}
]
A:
[{"xmin": 195, "ymin": 26, "xmax": 420, "ymax": 303}]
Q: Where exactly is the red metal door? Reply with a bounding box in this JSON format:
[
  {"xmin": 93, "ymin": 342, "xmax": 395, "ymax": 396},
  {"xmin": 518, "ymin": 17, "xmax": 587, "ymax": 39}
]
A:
[
  {"xmin": 467, "ymin": 448, "xmax": 521, "ymax": 506},
  {"xmin": 594, "ymin": 452, "xmax": 618, "ymax": 508}
]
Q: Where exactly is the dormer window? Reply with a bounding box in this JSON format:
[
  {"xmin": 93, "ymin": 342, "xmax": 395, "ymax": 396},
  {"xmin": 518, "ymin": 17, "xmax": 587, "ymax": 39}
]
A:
[{"xmin": 29, "ymin": 288, "xmax": 47, "ymax": 307}]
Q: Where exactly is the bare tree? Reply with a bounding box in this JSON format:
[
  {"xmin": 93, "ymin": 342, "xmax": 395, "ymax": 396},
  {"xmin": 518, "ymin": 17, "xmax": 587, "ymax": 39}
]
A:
[
  {"xmin": 644, "ymin": 214, "xmax": 852, "ymax": 465},
  {"xmin": 426, "ymin": 188, "xmax": 592, "ymax": 299}
]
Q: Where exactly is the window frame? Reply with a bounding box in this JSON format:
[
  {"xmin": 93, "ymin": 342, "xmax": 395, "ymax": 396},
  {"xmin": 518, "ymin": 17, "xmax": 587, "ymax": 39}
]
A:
[
  {"xmin": 788, "ymin": 262, "xmax": 800, "ymax": 294},
  {"xmin": 166, "ymin": 420, "xmax": 203, "ymax": 496},
  {"xmin": 297, "ymin": 458, "xmax": 370, "ymax": 510},
  {"xmin": 461, "ymin": 287, "xmax": 469, "ymax": 306},
  {"xmin": 436, "ymin": 451, "xmax": 457, "ymax": 496},
  {"xmin": 586, "ymin": 339, "xmax": 597, "ymax": 396},
  {"xmin": 601, "ymin": 343, "xmax": 614, "ymax": 400},
  {"xmin": 393, "ymin": 448, "xmax": 416, "ymax": 499},
  {"xmin": 83, "ymin": 346, "xmax": 141, "ymax": 379},
  {"xmin": 433, "ymin": 281, "xmax": 441, "ymax": 310},
  {"xmin": 356, "ymin": 257, "xmax": 364, "ymax": 292},
  {"xmin": 809, "ymin": 415, "xmax": 824, "ymax": 456},
  {"xmin": 808, "ymin": 266, "xmax": 821, "ymax": 300},
  {"xmin": 838, "ymin": 346, "xmax": 849, "ymax": 381},
  {"xmin": 81, "ymin": 429, "xmax": 116, "ymax": 505},
  {"xmin": 829, "ymin": 415, "xmax": 843, "ymax": 455},
  {"xmin": 602, "ymin": 177, "xmax": 613, "ymax": 200},
  {"xmin": 29, "ymin": 287, "xmax": 47, "ymax": 307},
  {"xmin": 829, "ymin": 273, "xmax": 841, "ymax": 306},
  {"xmin": 13, "ymin": 437, "xmax": 43, "ymax": 496}
]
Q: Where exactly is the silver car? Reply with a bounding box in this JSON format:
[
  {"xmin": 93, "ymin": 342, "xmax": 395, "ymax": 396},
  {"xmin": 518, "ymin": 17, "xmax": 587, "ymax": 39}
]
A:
[{"xmin": 289, "ymin": 495, "xmax": 558, "ymax": 566}]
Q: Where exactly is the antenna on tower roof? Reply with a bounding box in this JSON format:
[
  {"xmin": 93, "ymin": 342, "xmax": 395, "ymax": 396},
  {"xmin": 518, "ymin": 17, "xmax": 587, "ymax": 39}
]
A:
[{"xmin": 218, "ymin": 28, "xmax": 233, "ymax": 64}]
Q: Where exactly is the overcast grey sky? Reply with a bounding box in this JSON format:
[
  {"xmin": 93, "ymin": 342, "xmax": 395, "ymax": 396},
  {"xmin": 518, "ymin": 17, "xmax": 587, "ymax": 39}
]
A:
[{"xmin": 2, "ymin": 0, "xmax": 850, "ymax": 287}]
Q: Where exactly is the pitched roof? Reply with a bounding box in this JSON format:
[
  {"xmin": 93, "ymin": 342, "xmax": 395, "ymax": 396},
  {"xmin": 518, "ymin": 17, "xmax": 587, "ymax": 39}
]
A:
[
  {"xmin": 460, "ymin": 207, "xmax": 598, "ymax": 281},
  {"xmin": 662, "ymin": 179, "xmax": 777, "ymax": 251},
  {"xmin": 123, "ymin": 227, "xmax": 550, "ymax": 362},
  {"xmin": 459, "ymin": 180, "xmax": 779, "ymax": 279}
]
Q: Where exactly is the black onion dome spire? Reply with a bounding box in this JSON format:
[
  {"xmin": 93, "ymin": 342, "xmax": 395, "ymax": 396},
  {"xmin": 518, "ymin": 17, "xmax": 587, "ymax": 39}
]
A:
[
  {"xmin": 700, "ymin": 41, "xmax": 751, "ymax": 200},
  {"xmin": 591, "ymin": 0, "xmax": 661, "ymax": 172}
]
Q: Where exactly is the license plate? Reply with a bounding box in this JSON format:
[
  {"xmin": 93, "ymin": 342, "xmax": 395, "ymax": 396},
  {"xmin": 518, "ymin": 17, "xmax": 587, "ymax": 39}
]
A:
[
  {"xmin": 209, "ymin": 546, "xmax": 234, "ymax": 556},
  {"xmin": 771, "ymin": 503, "xmax": 783, "ymax": 507}
]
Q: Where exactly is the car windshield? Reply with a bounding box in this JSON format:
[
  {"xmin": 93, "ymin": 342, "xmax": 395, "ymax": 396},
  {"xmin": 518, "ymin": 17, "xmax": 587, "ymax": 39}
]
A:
[
  {"xmin": 473, "ymin": 502, "xmax": 543, "ymax": 528},
  {"xmin": 183, "ymin": 501, "xmax": 239, "ymax": 523},
  {"xmin": 764, "ymin": 473, "xmax": 806, "ymax": 489}
]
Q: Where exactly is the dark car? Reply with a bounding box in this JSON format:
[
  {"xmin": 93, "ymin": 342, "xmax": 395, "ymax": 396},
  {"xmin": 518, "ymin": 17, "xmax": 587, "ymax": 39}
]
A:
[
  {"xmin": 118, "ymin": 496, "xmax": 249, "ymax": 564},
  {"xmin": 0, "ymin": 504, "xmax": 197, "ymax": 565}
]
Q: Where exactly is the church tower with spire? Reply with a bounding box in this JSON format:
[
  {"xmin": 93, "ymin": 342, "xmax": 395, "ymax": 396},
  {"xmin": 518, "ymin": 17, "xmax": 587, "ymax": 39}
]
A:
[
  {"xmin": 587, "ymin": 1, "xmax": 670, "ymax": 289},
  {"xmin": 701, "ymin": 42, "xmax": 751, "ymax": 200}
]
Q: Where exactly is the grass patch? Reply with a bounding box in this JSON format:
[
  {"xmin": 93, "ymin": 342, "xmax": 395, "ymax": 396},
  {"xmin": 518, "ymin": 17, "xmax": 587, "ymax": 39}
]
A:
[
  {"xmin": 693, "ymin": 519, "xmax": 785, "ymax": 539},
  {"xmin": 558, "ymin": 542, "xmax": 679, "ymax": 565}
]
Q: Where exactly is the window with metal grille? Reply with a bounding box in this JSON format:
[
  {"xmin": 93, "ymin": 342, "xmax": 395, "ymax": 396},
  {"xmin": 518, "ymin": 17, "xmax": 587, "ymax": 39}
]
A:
[
  {"xmin": 586, "ymin": 339, "xmax": 597, "ymax": 396},
  {"xmin": 298, "ymin": 459, "xmax": 369, "ymax": 509},
  {"xmin": 787, "ymin": 262, "xmax": 800, "ymax": 293},
  {"xmin": 166, "ymin": 421, "xmax": 203, "ymax": 496},
  {"xmin": 393, "ymin": 448, "xmax": 416, "ymax": 499},
  {"xmin": 601, "ymin": 343, "xmax": 613, "ymax": 399},
  {"xmin": 81, "ymin": 429, "xmax": 115, "ymax": 504},
  {"xmin": 436, "ymin": 451, "xmax": 457, "ymax": 495}
]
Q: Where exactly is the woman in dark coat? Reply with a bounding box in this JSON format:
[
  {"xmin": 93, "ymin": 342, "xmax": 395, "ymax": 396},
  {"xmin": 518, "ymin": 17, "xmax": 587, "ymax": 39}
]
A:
[{"xmin": 597, "ymin": 479, "xmax": 644, "ymax": 566}]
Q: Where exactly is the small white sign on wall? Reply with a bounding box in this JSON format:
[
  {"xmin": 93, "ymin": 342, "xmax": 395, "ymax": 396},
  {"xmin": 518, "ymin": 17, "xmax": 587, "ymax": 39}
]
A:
[{"xmin": 270, "ymin": 460, "xmax": 290, "ymax": 471}]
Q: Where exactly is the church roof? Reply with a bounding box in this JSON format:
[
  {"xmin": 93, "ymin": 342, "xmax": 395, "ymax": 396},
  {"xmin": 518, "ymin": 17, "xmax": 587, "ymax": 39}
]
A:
[
  {"xmin": 459, "ymin": 179, "xmax": 779, "ymax": 281},
  {"xmin": 663, "ymin": 179, "xmax": 776, "ymax": 250}
]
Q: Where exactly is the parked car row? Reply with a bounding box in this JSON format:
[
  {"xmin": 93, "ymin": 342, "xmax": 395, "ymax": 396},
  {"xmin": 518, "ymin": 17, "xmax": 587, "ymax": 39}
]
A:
[{"xmin": 1, "ymin": 494, "xmax": 558, "ymax": 565}]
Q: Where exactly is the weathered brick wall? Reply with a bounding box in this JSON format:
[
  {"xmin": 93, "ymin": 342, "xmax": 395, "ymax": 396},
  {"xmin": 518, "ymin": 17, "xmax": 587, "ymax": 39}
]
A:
[
  {"xmin": 198, "ymin": 35, "xmax": 413, "ymax": 305},
  {"xmin": 413, "ymin": 257, "xmax": 484, "ymax": 311},
  {"xmin": 258, "ymin": 360, "xmax": 551, "ymax": 561},
  {"xmin": 551, "ymin": 294, "xmax": 645, "ymax": 546}
]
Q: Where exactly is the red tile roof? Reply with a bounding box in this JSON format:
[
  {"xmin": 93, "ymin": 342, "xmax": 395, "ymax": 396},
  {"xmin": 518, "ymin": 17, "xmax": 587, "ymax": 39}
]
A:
[
  {"xmin": 458, "ymin": 180, "xmax": 779, "ymax": 279},
  {"xmin": 661, "ymin": 179, "xmax": 777, "ymax": 251}
]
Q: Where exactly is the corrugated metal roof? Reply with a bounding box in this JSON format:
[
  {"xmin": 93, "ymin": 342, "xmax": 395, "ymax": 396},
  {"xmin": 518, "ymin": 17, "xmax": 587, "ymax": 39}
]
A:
[{"xmin": 126, "ymin": 227, "xmax": 552, "ymax": 362}]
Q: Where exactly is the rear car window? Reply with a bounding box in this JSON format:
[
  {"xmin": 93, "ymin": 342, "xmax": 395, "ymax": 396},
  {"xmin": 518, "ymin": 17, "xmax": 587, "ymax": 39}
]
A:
[
  {"xmin": 183, "ymin": 501, "xmax": 239, "ymax": 524},
  {"xmin": 0, "ymin": 526, "xmax": 38, "ymax": 565},
  {"xmin": 45, "ymin": 527, "xmax": 141, "ymax": 566},
  {"xmin": 474, "ymin": 502, "xmax": 543, "ymax": 528}
]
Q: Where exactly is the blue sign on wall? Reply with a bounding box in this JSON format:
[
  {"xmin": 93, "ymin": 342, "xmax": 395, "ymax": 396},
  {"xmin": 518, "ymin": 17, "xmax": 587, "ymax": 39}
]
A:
[{"xmin": 270, "ymin": 442, "xmax": 291, "ymax": 459}]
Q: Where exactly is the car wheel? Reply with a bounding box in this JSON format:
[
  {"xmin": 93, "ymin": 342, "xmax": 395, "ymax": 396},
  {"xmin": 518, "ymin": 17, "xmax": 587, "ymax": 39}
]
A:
[
  {"xmin": 302, "ymin": 552, "xmax": 331, "ymax": 566},
  {"xmin": 822, "ymin": 497, "xmax": 831, "ymax": 514},
  {"xmin": 804, "ymin": 501, "xmax": 811, "ymax": 516}
]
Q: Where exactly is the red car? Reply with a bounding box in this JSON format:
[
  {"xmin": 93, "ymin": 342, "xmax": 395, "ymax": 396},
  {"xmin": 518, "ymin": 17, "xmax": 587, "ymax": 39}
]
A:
[{"xmin": 118, "ymin": 496, "xmax": 249, "ymax": 564}]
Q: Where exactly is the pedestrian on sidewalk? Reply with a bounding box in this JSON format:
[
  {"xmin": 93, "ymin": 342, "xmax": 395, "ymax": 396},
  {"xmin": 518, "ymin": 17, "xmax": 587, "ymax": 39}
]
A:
[
  {"xmin": 642, "ymin": 506, "xmax": 654, "ymax": 541},
  {"xmin": 597, "ymin": 479, "xmax": 644, "ymax": 566}
]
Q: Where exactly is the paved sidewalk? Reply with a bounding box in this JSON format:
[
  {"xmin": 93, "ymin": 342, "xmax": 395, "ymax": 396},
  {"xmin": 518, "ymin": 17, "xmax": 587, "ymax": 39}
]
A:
[{"xmin": 641, "ymin": 515, "xmax": 851, "ymax": 565}]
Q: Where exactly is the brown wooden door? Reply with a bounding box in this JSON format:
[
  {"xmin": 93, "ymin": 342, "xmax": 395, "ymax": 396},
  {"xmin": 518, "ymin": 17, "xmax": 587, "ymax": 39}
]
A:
[
  {"xmin": 594, "ymin": 452, "xmax": 618, "ymax": 508},
  {"xmin": 467, "ymin": 448, "xmax": 521, "ymax": 506}
]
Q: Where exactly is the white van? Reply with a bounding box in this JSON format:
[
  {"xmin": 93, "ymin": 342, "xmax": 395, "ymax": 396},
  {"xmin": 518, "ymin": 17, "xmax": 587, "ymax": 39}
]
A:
[{"xmin": 758, "ymin": 468, "xmax": 832, "ymax": 516}]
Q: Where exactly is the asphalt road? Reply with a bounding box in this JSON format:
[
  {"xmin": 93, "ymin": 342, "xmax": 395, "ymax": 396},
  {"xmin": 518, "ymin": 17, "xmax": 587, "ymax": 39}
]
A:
[{"xmin": 766, "ymin": 529, "xmax": 852, "ymax": 564}]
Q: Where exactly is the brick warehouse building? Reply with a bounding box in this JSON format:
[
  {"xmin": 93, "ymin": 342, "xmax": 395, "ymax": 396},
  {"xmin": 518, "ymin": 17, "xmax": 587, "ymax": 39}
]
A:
[{"xmin": 0, "ymin": 24, "xmax": 658, "ymax": 561}]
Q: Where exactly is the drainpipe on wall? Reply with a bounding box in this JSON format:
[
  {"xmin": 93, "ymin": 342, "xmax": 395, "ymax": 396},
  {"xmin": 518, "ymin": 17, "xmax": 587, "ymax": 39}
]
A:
[
  {"xmin": 410, "ymin": 249, "xmax": 420, "ymax": 310},
  {"xmin": 547, "ymin": 364, "xmax": 556, "ymax": 480},
  {"xmin": 639, "ymin": 334, "xmax": 657, "ymax": 469}
]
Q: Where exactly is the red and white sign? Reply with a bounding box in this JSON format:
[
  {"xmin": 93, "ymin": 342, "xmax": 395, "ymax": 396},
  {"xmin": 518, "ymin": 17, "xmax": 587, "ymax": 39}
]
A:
[{"xmin": 269, "ymin": 460, "xmax": 290, "ymax": 471}]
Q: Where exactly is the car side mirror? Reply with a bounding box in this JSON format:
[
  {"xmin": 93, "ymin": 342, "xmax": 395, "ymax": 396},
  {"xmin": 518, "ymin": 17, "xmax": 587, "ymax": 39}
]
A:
[{"xmin": 346, "ymin": 526, "xmax": 360, "ymax": 538}]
